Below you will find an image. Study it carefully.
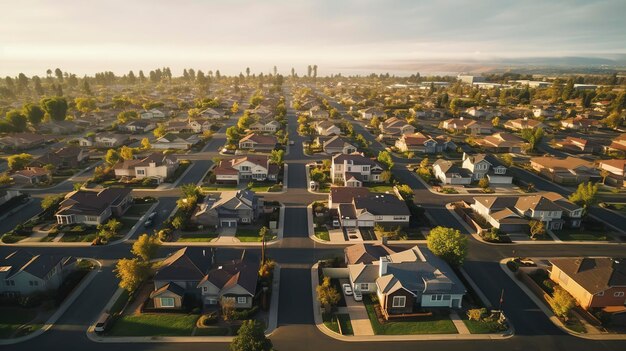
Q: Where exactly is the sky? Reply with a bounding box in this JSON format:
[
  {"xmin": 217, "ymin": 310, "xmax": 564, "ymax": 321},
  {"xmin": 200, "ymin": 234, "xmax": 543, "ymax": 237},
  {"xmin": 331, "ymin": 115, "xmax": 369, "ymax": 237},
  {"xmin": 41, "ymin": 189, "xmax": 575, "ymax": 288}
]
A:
[{"xmin": 1, "ymin": 0, "xmax": 625, "ymax": 76}]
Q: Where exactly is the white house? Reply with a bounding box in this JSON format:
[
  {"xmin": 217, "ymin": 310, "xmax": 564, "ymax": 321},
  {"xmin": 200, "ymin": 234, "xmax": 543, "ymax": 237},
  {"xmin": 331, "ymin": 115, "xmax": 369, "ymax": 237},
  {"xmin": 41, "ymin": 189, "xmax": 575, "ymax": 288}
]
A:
[
  {"xmin": 331, "ymin": 153, "xmax": 384, "ymax": 187},
  {"xmin": 114, "ymin": 153, "xmax": 179, "ymax": 183},
  {"xmin": 432, "ymin": 159, "xmax": 472, "ymax": 185},
  {"xmin": 461, "ymin": 153, "xmax": 513, "ymax": 184},
  {"xmin": 213, "ymin": 155, "xmax": 280, "ymax": 185}
]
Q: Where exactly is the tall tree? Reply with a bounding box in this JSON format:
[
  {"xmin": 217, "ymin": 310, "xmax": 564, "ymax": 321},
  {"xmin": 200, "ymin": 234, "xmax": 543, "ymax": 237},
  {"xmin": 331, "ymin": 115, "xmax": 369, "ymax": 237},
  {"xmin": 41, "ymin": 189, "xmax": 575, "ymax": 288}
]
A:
[
  {"xmin": 115, "ymin": 258, "xmax": 149, "ymax": 293},
  {"xmin": 427, "ymin": 226, "xmax": 468, "ymax": 266},
  {"xmin": 22, "ymin": 103, "xmax": 45, "ymax": 125},
  {"xmin": 40, "ymin": 97, "xmax": 68, "ymax": 121},
  {"xmin": 5, "ymin": 110, "xmax": 28, "ymax": 131},
  {"xmin": 54, "ymin": 68, "xmax": 63, "ymax": 82},
  {"xmin": 131, "ymin": 234, "xmax": 160, "ymax": 262},
  {"xmin": 568, "ymin": 182, "xmax": 598, "ymax": 215}
]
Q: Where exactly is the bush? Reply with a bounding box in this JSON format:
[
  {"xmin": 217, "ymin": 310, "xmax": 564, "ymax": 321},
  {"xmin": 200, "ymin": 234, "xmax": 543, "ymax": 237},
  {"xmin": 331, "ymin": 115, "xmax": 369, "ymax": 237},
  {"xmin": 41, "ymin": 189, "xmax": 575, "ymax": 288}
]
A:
[
  {"xmin": 467, "ymin": 308, "xmax": 488, "ymax": 321},
  {"xmin": 200, "ymin": 311, "xmax": 219, "ymax": 326},
  {"xmin": 232, "ymin": 306, "xmax": 259, "ymax": 320},
  {"xmin": 506, "ymin": 260, "xmax": 519, "ymax": 272}
]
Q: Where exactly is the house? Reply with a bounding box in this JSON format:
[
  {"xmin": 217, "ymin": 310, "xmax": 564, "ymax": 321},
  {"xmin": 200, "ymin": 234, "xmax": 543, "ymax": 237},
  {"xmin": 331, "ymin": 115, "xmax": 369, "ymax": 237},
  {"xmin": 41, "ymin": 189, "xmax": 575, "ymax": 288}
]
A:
[
  {"xmin": 549, "ymin": 257, "xmax": 626, "ymax": 310},
  {"xmin": 359, "ymin": 107, "xmax": 385, "ymax": 120},
  {"xmin": 11, "ymin": 167, "xmax": 51, "ymax": 184},
  {"xmin": 379, "ymin": 117, "xmax": 415, "ymax": 137},
  {"xmin": 345, "ymin": 245, "xmax": 465, "ymax": 316},
  {"xmin": 167, "ymin": 120, "xmax": 192, "ymax": 133},
  {"xmin": 395, "ymin": 133, "xmax": 455, "ymax": 153},
  {"xmin": 121, "ymin": 120, "xmax": 156, "ymax": 133},
  {"xmin": 555, "ymin": 136, "xmax": 600, "ymax": 153},
  {"xmin": 432, "ymin": 159, "xmax": 472, "ymax": 185},
  {"xmin": 475, "ymin": 132, "xmax": 527, "ymax": 153},
  {"xmin": 606, "ymin": 134, "xmax": 626, "ymax": 153},
  {"xmin": 598, "ymin": 159, "xmax": 626, "ymax": 186},
  {"xmin": 249, "ymin": 120, "xmax": 281, "ymax": 134},
  {"xmin": 314, "ymin": 121, "xmax": 341, "ymax": 136},
  {"xmin": 504, "ymin": 118, "xmax": 546, "ymax": 131},
  {"xmin": 114, "ymin": 153, "xmax": 179, "ymax": 183},
  {"xmin": 338, "ymin": 192, "xmax": 410, "ymax": 228},
  {"xmin": 199, "ymin": 108, "xmax": 225, "ymax": 120},
  {"xmin": 533, "ymin": 107, "xmax": 559, "ymax": 118},
  {"xmin": 530, "ymin": 156, "xmax": 599, "ymax": 184},
  {"xmin": 465, "ymin": 107, "xmax": 495, "ymax": 119},
  {"xmin": 461, "ymin": 153, "xmax": 513, "ymax": 184},
  {"xmin": 188, "ymin": 119, "xmax": 213, "ymax": 133},
  {"xmin": 153, "ymin": 133, "xmax": 199, "ymax": 150},
  {"xmin": 29, "ymin": 146, "xmax": 88, "ymax": 170},
  {"xmin": 561, "ymin": 117, "xmax": 600, "ymax": 131},
  {"xmin": 345, "ymin": 243, "xmax": 397, "ymax": 264},
  {"xmin": 471, "ymin": 193, "xmax": 582, "ymax": 231},
  {"xmin": 191, "ymin": 189, "xmax": 260, "ymax": 228},
  {"xmin": 213, "ymin": 155, "xmax": 280, "ymax": 185},
  {"xmin": 37, "ymin": 121, "xmax": 80, "ymax": 134},
  {"xmin": 0, "ymin": 250, "xmax": 76, "ymax": 296},
  {"xmin": 321, "ymin": 136, "xmax": 357, "ymax": 154},
  {"xmin": 140, "ymin": 109, "xmax": 166, "ymax": 119},
  {"xmin": 328, "ymin": 186, "xmax": 372, "ymax": 209},
  {"xmin": 309, "ymin": 106, "xmax": 329, "ymax": 119},
  {"xmin": 441, "ymin": 118, "xmax": 492, "ymax": 135},
  {"xmin": 78, "ymin": 133, "xmax": 129, "ymax": 148},
  {"xmin": 0, "ymin": 133, "xmax": 45, "ymax": 150},
  {"xmin": 55, "ymin": 187, "xmax": 132, "ymax": 225},
  {"xmin": 331, "ymin": 153, "xmax": 384, "ymax": 187},
  {"xmin": 151, "ymin": 248, "xmax": 259, "ymax": 309},
  {"xmin": 238, "ymin": 133, "xmax": 277, "ymax": 151}
]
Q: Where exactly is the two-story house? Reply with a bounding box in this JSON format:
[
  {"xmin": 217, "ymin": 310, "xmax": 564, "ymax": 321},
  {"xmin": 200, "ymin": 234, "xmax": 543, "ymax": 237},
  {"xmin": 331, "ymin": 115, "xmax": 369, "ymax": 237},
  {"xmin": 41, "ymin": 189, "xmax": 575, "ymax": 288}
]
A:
[
  {"xmin": 314, "ymin": 121, "xmax": 341, "ymax": 136},
  {"xmin": 338, "ymin": 192, "xmax": 411, "ymax": 228},
  {"xmin": 0, "ymin": 250, "xmax": 76, "ymax": 297},
  {"xmin": 331, "ymin": 153, "xmax": 384, "ymax": 187},
  {"xmin": 432, "ymin": 159, "xmax": 472, "ymax": 185},
  {"xmin": 461, "ymin": 153, "xmax": 513, "ymax": 184},
  {"xmin": 191, "ymin": 189, "xmax": 260, "ymax": 228},
  {"xmin": 213, "ymin": 155, "xmax": 280, "ymax": 185}
]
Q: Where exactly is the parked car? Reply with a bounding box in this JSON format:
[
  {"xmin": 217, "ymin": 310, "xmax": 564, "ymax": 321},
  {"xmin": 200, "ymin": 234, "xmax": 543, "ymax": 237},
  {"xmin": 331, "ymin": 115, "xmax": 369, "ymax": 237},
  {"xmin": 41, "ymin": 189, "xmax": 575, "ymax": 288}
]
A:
[
  {"xmin": 144, "ymin": 211, "xmax": 157, "ymax": 227},
  {"xmin": 289, "ymin": 140, "xmax": 295, "ymax": 145},
  {"xmin": 94, "ymin": 313, "xmax": 111, "ymax": 333},
  {"xmin": 353, "ymin": 290, "xmax": 363, "ymax": 301},
  {"xmin": 342, "ymin": 283, "xmax": 353, "ymax": 296}
]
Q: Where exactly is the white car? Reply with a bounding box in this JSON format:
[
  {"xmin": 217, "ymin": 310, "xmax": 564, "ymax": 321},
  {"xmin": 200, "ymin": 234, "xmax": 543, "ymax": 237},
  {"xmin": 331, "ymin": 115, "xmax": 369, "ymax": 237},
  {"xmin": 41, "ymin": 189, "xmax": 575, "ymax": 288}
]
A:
[
  {"xmin": 342, "ymin": 283, "xmax": 353, "ymax": 296},
  {"xmin": 353, "ymin": 291, "xmax": 363, "ymax": 301}
]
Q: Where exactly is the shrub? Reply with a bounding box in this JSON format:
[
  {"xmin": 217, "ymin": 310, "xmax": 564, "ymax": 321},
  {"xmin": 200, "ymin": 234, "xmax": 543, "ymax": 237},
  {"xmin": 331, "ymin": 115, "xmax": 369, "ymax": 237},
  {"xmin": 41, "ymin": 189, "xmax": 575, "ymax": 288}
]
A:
[
  {"xmin": 232, "ymin": 306, "xmax": 259, "ymax": 320},
  {"xmin": 200, "ymin": 311, "xmax": 219, "ymax": 326},
  {"xmin": 467, "ymin": 308, "xmax": 488, "ymax": 321},
  {"xmin": 506, "ymin": 260, "xmax": 519, "ymax": 272}
]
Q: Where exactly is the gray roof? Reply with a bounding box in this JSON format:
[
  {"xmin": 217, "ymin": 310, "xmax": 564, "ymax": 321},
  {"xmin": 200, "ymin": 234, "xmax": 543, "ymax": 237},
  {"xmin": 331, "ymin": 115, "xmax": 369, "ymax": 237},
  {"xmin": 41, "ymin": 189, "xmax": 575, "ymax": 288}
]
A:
[
  {"xmin": 353, "ymin": 193, "xmax": 410, "ymax": 216},
  {"xmin": 154, "ymin": 247, "xmax": 213, "ymax": 282},
  {"xmin": 0, "ymin": 250, "xmax": 74, "ymax": 280}
]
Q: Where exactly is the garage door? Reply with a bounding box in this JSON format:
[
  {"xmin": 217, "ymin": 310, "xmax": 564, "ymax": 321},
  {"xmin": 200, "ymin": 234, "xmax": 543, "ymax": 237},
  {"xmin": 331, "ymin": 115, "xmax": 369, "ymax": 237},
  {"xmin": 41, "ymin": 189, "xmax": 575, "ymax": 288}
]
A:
[
  {"xmin": 221, "ymin": 220, "xmax": 236, "ymax": 227},
  {"xmin": 357, "ymin": 220, "xmax": 374, "ymax": 227}
]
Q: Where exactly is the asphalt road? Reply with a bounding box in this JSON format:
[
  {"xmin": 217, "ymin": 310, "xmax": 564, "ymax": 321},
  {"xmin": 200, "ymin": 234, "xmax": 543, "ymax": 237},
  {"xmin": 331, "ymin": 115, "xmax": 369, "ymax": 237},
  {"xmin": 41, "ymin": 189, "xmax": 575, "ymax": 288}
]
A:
[{"xmin": 2, "ymin": 86, "xmax": 626, "ymax": 351}]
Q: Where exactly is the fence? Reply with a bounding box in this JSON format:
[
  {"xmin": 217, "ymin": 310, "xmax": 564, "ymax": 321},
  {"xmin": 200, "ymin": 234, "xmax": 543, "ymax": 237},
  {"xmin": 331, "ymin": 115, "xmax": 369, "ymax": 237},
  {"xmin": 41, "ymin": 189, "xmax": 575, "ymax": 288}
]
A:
[
  {"xmin": 451, "ymin": 201, "xmax": 489, "ymax": 235},
  {"xmin": 322, "ymin": 267, "xmax": 349, "ymax": 279}
]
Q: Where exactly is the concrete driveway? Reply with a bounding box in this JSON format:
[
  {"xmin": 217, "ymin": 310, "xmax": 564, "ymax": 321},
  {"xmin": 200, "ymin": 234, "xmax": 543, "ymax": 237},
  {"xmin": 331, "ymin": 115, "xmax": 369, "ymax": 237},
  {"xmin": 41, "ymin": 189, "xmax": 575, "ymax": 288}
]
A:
[{"xmin": 340, "ymin": 279, "xmax": 374, "ymax": 336}]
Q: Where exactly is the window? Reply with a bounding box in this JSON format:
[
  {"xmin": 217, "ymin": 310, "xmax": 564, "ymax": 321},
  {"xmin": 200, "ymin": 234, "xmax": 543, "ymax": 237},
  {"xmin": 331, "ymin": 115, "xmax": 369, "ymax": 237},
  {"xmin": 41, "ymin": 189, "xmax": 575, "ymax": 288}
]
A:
[
  {"xmin": 240, "ymin": 166, "xmax": 250, "ymax": 171},
  {"xmin": 160, "ymin": 297, "xmax": 175, "ymax": 308},
  {"xmin": 614, "ymin": 292, "xmax": 625, "ymax": 297},
  {"xmin": 237, "ymin": 297, "xmax": 247, "ymax": 304},
  {"xmin": 392, "ymin": 296, "xmax": 406, "ymax": 308},
  {"xmin": 137, "ymin": 169, "xmax": 145, "ymax": 175},
  {"xmin": 442, "ymin": 295, "xmax": 451, "ymax": 300},
  {"xmin": 431, "ymin": 295, "xmax": 443, "ymax": 301},
  {"xmin": 360, "ymin": 283, "xmax": 369, "ymax": 291},
  {"xmin": 362, "ymin": 166, "xmax": 370, "ymax": 172},
  {"xmin": 393, "ymin": 216, "xmax": 406, "ymax": 220}
]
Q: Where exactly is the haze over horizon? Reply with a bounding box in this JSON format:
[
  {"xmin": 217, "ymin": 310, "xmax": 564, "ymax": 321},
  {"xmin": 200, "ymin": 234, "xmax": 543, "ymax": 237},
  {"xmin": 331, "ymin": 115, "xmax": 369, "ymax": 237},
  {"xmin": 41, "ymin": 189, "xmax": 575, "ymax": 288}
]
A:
[{"xmin": 1, "ymin": 0, "xmax": 625, "ymax": 76}]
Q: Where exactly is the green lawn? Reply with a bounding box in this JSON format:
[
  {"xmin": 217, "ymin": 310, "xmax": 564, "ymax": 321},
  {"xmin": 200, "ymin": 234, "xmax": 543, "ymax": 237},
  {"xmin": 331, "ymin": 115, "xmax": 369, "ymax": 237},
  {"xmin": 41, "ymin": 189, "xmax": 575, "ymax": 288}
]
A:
[
  {"xmin": 336, "ymin": 313, "xmax": 354, "ymax": 335},
  {"xmin": 235, "ymin": 228, "xmax": 271, "ymax": 242},
  {"xmin": 177, "ymin": 232, "xmax": 219, "ymax": 242},
  {"xmin": 0, "ymin": 307, "xmax": 38, "ymax": 338},
  {"xmin": 367, "ymin": 184, "xmax": 394, "ymax": 193},
  {"xmin": 462, "ymin": 319, "xmax": 507, "ymax": 334},
  {"xmin": 202, "ymin": 185, "xmax": 239, "ymax": 192},
  {"xmin": 59, "ymin": 232, "xmax": 98, "ymax": 242},
  {"xmin": 363, "ymin": 297, "xmax": 457, "ymax": 335},
  {"xmin": 314, "ymin": 227, "xmax": 329, "ymax": 241},
  {"xmin": 108, "ymin": 313, "xmax": 199, "ymax": 336},
  {"xmin": 554, "ymin": 228, "xmax": 611, "ymax": 241}
]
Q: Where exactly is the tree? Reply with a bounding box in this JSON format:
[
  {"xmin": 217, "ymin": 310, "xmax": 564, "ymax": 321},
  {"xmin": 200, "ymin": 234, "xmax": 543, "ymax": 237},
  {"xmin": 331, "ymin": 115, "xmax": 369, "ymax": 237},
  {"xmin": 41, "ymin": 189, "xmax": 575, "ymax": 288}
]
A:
[
  {"xmin": 119, "ymin": 146, "xmax": 134, "ymax": 160},
  {"xmin": 478, "ymin": 177, "xmax": 490, "ymax": 189},
  {"xmin": 427, "ymin": 226, "xmax": 468, "ymax": 266},
  {"xmin": 603, "ymin": 112, "xmax": 623, "ymax": 129},
  {"xmin": 520, "ymin": 127, "xmax": 544, "ymax": 151},
  {"xmin": 98, "ymin": 218, "xmax": 123, "ymax": 240},
  {"xmin": 226, "ymin": 126, "xmax": 241, "ymax": 143},
  {"xmin": 181, "ymin": 183, "xmax": 201, "ymax": 199},
  {"xmin": 75, "ymin": 97, "xmax": 96, "ymax": 113},
  {"xmin": 568, "ymin": 182, "xmax": 599, "ymax": 214},
  {"xmin": 269, "ymin": 149, "xmax": 284, "ymax": 165},
  {"xmin": 153, "ymin": 123, "xmax": 167, "ymax": 138},
  {"xmin": 7, "ymin": 153, "xmax": 32, "ymax": 171},
  {"xmin": 369, "ymin": 116, "xmax": 380, "ymax": 129},
  {"xmin": 501, "ymin": 154, "xmax": 514, "ymax": 167},
  {"xmin": 396, "ymin": 184, "xmax": 414, "ymax": 201},
  {"xmin": 40, "ymin": 97, "xmax": 68, "ymax": 121},
  {"xmin": 380, "ymin": 170, "xmax": 392, "ymax": 183},
  {"xmin": 529, "ymin": 220, "xmax": 546, "ymax": 239},
  {"xmin": 549, "ymin": 287, "xmax": 576, "ymax": 318},
  {"xmin": 141, "ymin": 138, "xmax": 151, "ymax": 150},
  {"xmin": 258, "ymin": 226, "xmax": 270, "ymax": 240},
  {"xmin": 41, "ymin": 194, "xmax": 64, "ymax": 211},
  {"xmin": 229, "ymin": 320, "xmax": 273, "ymax": 351},
  {"xmin": 316, "ymin": 277, "xmax": 340, "ymax": 312},
  {"xmin": 22, "ymin": 103, "xmax": 45, "ymax": 125},
  {"xmin": 5, "ymin": 110, "xmax": 27, "ymax": 131},
  {"xmin": 105, "ymin": 149, "xmax": 120, "ymax": 165},
  {"xmin": 131, "ymin": 234, "xmax": 160, "ymax": 262},
  {"xmin": 115, "ymin": 258, "xmax": 149, "ymax": 293},
  {"xmin": 377, "ymin": 151, "xmax": 394, "ymax": 170},
  {"xmin": 420, "ymin": 157, "xmax": 429, "ymax": 169},
  {"xmin": 491, "ymin": 116, "xmax": 500, "ymax": 127},
  {"xmin": 222, "ymin": 297, "xmax": 236, "ymax": 321},
  {"xmin": 171, "ymin": 216, "xmax": 185, "ymax": 230},
  {"xmin": 231, "ymin": 101, "xmax": 239, "ymax": 114}
]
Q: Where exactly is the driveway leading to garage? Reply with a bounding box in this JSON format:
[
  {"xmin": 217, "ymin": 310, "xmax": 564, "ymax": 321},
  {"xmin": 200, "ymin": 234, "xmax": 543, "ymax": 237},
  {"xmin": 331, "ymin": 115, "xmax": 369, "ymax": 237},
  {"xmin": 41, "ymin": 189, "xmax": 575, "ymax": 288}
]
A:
[{"xmin": 341, "ymin": 279, "xmax": 374, "ymax": 336}]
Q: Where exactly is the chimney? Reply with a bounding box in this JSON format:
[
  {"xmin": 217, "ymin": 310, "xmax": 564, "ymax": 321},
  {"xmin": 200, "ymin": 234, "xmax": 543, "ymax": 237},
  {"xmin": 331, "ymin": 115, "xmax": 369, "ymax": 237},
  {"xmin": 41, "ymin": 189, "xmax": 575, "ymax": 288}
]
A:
[{"xmin": 379, "ymin": 256, "xmax": 388, "ymax": 276}]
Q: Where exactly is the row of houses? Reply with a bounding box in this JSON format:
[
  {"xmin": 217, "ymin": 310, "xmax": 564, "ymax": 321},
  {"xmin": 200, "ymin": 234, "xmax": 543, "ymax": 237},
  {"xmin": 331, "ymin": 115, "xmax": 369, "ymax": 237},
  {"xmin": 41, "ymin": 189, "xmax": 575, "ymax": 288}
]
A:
[{"xmin": 433, "ymin": 153, "xmax": 513, "ymax": 185}]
